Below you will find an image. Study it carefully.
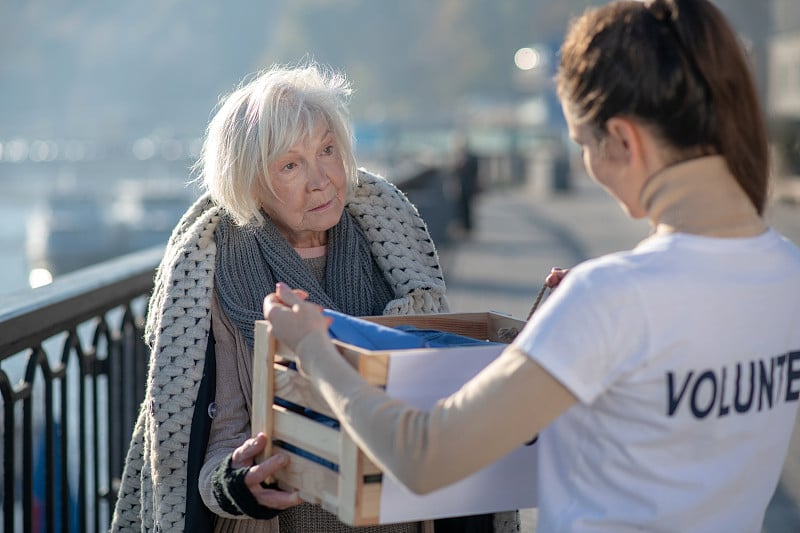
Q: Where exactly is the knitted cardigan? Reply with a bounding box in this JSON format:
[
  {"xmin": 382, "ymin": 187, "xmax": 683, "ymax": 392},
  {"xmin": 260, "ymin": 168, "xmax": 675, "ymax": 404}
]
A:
[{"xmin": 110, "ymin": 169, "xmax": 450, "ymax": 531}]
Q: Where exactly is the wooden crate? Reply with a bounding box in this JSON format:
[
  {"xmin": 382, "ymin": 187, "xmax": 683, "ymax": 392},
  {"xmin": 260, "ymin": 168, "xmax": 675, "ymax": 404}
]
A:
[{"xmin": 251, "ymin": 311, "xmax": 525, "ymax": 526}]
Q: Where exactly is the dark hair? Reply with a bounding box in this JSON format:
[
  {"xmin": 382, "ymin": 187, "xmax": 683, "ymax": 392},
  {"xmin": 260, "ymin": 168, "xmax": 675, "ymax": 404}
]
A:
[{"xmin": 557, "ymin": 0, "xmax": 769, "ymax": 214}]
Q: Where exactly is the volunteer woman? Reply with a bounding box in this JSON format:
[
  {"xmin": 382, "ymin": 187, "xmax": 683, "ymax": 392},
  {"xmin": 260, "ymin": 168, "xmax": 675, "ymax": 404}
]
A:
[{"xmin": 263, "ymin": 1, "xmax": 800, "ymax": 531}]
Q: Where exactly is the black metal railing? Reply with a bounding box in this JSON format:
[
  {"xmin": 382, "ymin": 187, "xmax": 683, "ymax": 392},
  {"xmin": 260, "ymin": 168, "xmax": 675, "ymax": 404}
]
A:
[{"xmin": 0, "ymin": 246, "xmax": 162, "ymax": 533}]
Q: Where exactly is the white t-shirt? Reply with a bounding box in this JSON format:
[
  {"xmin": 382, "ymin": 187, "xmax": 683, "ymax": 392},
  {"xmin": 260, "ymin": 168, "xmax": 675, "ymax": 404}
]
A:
[{"xmin": 515, "ymin": 229, "xmax": 800, "ymax": 532}]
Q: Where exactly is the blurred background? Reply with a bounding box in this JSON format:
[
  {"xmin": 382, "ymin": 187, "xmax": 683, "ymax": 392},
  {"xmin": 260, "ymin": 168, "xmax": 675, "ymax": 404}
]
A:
[{"xmin": 1, "ymin": 0, "xmax": 799, "ymax": 296}]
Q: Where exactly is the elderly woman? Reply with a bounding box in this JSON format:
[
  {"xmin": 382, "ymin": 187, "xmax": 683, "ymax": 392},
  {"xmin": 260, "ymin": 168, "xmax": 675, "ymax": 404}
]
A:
[
  {"xmin": 112, "ymin": 63, "xmax": 518, "ymax": 533},
  {"xmin": 110, "ymin": 63, "xmax": 499, "ymax": 532}
]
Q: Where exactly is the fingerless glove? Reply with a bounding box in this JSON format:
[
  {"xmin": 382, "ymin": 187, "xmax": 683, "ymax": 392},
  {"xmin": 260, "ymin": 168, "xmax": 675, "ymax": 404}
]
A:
[{"xmin": 210, "ymin": 454, "xmax": 282, "ymax": 520}]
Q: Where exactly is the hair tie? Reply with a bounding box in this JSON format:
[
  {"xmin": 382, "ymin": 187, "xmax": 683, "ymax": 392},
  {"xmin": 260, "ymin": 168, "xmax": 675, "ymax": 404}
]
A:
[{"xmin": 647, "ymin": 0, "xmax": 675, "ymax": 23}]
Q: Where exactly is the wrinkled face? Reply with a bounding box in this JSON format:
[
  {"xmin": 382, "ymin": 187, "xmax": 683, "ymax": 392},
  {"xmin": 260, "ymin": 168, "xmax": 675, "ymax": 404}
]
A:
[{"xmin": 255, "ymin": 122, "xmax": 347, "ymax": 247}]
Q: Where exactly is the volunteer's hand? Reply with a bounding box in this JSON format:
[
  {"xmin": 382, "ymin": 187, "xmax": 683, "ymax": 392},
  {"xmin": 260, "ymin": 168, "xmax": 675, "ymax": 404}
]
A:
[
  {"xmin": 263, "ymin": 282, "xmax": 331, "ymax": 352},
  {"xmin": 545, "ymin": 267, "xmax": 569, "ymax": 289},
  {"xmin": 230, "ymin": 433, "xmax": 302, "ymax": 509}
]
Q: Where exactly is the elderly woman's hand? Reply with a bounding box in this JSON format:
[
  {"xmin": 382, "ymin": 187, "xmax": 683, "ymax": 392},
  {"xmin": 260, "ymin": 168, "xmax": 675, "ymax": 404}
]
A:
[
  {"xmin": 230, "ymin": 433, "xmax": 303, "ymax": 510},
  {"xmin": 263, "ymin": 282, "xmax": 331, "ymax": 352}
]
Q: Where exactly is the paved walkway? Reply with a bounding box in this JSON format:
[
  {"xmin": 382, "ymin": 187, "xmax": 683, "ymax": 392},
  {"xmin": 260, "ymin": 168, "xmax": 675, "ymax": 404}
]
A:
[{"xmin": 436, "ymin": 173, "xmax": 800, "ymax": 532}]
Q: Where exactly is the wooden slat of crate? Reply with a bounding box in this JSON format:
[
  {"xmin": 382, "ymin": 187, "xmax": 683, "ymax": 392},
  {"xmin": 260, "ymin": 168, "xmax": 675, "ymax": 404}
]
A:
[
  {"xmin": 274, "ymin": 363, "xmax": 336, "ymax": 418},
  {"xmin": 252, "ymin": 324, "xmax": 274, "ymax": 466},
  {"xmin": 275, "ymin": 363, "xmax": 384, "ymax": 474},
  {"xmin": 275, "ymin": 436, "xmax": 382, "ymax": 525},
  {"xmin": 273, "ymin": 446, "xmax": 340, "ymax": 512},
  {"xmin": 486, "ymin": 312, "xmax": 526, "ymax": 342},
  {"xmin": 337, "ymin": 345, "xmax": 390, "ymax": 385},
  {"xmin": 365, "ymin": 312, "xmax": 490, "ymax": 340},
  {"xmin": 365, "ymin": 311, "xmax": 523, "ymax": 343},
  {"xmin": 272, "ymin": 405, "xmax": 339, "ymax": 466},
  {"xmin": 360, "ymin": 453, "xmax": 382, "ymax": 477},
  {"xmin": 338, "ymin": 431, "xmax": 363, "ymax": 525}
]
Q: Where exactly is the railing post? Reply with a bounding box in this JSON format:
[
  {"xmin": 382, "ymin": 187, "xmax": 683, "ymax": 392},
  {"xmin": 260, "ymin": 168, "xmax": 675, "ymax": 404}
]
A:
[{"xmin": 0, "ymin": 246, "xmax": 161, "ymax": 532}]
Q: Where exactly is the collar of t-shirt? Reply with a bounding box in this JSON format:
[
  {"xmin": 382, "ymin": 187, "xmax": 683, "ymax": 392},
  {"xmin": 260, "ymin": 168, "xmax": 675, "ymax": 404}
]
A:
[{"xmin": 294, "ymin": 245, "xmax": 327, "ymax": 259}]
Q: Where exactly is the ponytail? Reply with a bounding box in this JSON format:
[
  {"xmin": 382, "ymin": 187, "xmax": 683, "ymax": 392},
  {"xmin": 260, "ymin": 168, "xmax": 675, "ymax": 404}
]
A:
[
  {"xmin": 665, "ymin": 0, "xmax": 768, "ymax": 213},
  {"xmin": 557, "ymin": 0, "xmax": 769, "ymax": 214}
]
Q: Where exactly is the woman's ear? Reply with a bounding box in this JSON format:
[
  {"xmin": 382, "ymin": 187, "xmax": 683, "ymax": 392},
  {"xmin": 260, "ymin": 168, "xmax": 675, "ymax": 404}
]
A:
[
  {"xmin": 604, "ymin": 117, "xmax": 638, "ymax": 163},
  {"xmin": 606, "ymin": 117, "xmax": 669, "ymax": 179},
  {"xmin": 603, "ymin": 116, "xmax": 660, "ymax": 218}
]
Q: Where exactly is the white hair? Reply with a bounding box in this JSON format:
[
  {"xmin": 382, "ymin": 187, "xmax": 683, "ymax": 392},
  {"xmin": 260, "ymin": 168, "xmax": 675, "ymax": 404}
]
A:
[{"xmin": 195, "ymin": 61, "xmax": 358, "ymax": 226}]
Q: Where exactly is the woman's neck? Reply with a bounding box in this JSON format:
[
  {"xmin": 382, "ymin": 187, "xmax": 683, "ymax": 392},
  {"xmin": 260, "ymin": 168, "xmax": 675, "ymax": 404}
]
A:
[
  {"xmin": 639, "ymin": 155, "xmax": 766, "ymax": 238},
  {"xmin": 294, "ymin": 244, "xmax": 327, "ymax": 259}
]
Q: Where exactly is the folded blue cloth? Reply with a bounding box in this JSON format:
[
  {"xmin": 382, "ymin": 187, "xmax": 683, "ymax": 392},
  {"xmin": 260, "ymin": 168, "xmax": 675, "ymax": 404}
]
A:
[
  {"xmin": 322, "ymin": 309, "xmax": 426, "ymax": 349},
  {"xmin": 394, "ymin": 325, "xmax": 503, "ymax": 347},
  {"xmin": 322, "ymin": 309, "xmax": 503, "ymax": 349}
]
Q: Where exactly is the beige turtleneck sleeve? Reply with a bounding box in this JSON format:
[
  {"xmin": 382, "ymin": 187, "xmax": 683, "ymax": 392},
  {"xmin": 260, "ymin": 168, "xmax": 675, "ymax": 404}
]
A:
[{"xmin": 294, "ymin": 330, "xmax": 576, "ymax": 494}]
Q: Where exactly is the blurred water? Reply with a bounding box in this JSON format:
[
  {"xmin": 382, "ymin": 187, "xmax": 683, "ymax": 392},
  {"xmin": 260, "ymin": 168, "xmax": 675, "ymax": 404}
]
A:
[
  {"xmin": 0, "ymin": 198, "xmax": 32, "ymax": 295},
  {"xmin": 1, "ymin": 159, "xmax": 198, "ymax": 296}
]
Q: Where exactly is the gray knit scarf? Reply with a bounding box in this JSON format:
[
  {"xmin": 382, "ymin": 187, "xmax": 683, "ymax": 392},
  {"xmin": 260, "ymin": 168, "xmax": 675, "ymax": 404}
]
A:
[{"xmin": 214, "ymin": 209, "xmax": 392, "ymax": 348}]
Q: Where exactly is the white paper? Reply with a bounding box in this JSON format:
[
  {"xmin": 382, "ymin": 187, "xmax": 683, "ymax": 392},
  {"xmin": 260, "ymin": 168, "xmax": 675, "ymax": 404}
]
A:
[{"xmin": 379, "ymin": 344, "xmax": 538, "ymax": 523}]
